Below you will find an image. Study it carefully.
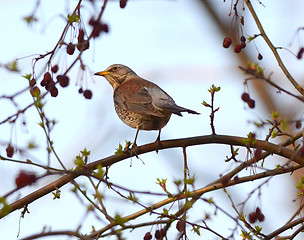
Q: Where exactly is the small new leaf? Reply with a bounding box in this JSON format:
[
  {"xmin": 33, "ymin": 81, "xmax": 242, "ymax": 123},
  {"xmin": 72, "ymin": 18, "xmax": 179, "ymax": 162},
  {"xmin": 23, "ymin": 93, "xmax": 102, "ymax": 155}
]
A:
[
  {"xmin": 192, "ymin": 226, "xmax": 201, "ymax": 236},
  {"xmin": 23, "ymin": 74, "xmax": 32, "ymax": 81},
  {"xmin": 67, "ymin": 13, "xmax": 80, "ymax": 24},
  {"xmin": 208, "ymin": 84, "xmax": 221, "ymax": 94},
  {"xmin": 184, "ymin": 177, "xmax": 194, "ymax": 185},
  {"xmin": 254, "ymin": 226, "xmax": 263, "ymax": 234},
  {"xmin": 93, "ymin": 164, "xmax": 104, "ymax": 179},
  {"xmin": 271, "ymin": 130, "xmax": 278, "ymax": 138},
  {"xmin": 242, "ymin": 132, "xmax": 257, "ymax": 145},
  {"xmin": 271, "ymin": 111, "xmax": 280, "ymax": 120},
  {"xmin": 127, "ymin": 192, "xmax": 138, "ymax": 202},
  {"xmin": 52, "ymin": 189, "xmax": 61, "ymax": 199},
  {"xmin": 202, "ymin": 101, "xmax": 211, "ymax": 107},
  {"xmin": 5, "ymin": 60, "xmax": 19, "ymax": 72},
  {"xmin": 114, "ymin": 213, "xmax": 128, "ymax": 226},
  {"xmin": 115, "ymin": 143, "xmax": 124, "ymax": 155},
  {"xmin": 162, "ymin": 208, "xmax": 169, "ymax": 216},
  {"xmin": 74, "ymin": 156, "xmax": 84, "ymax": 167},
  {"xmin": 23, "ymin": 15, "xmax": 38, "ymax": 25},
  {"xmin": 81, "ymin": 148, "xmax": 91, "ymax": 157}
]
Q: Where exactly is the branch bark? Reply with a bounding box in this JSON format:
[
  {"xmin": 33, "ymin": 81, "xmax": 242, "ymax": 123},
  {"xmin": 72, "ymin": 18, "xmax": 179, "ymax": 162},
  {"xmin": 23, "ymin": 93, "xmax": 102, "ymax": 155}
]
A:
[{"xmin": 1, "ymin": 134, "xmax": 303, "ymax": 219}]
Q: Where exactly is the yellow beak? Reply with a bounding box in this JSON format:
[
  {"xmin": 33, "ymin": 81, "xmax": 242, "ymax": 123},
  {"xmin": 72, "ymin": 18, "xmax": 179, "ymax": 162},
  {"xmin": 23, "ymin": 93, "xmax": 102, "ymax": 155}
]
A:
[{"xmin": 94, "ymin": 71, "xmax": 110, "ymax": 76}]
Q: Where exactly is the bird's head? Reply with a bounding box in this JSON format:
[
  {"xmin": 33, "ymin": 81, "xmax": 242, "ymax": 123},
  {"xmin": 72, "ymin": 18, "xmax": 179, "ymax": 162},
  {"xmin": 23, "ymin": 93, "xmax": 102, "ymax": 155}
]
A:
[{"xmin": 94, "ymin": 64, "xmax": 136, "ymax": 89}]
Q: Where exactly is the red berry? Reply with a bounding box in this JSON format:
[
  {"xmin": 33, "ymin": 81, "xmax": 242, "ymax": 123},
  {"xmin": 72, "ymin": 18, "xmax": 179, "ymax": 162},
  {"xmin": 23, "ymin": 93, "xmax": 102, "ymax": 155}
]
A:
[
  {"xmin": 234, "ymin": 44, "xmax": 242, "ymax": 53},
  {"xmin": 222, "ymin": 37, "xmax": 232, "ymax": 48},
  {"xmin": 6, "ymin": 144, "xmax": 14, "ymax": 158},
  {"xmin": 255, "ymin": 207, "xmax": 261, "ymax": 215},
  {"xmin": 67, "ymin": 43, "xmax": 75, "ymax": 55},
  {"xmin": 176, "ymin": 220, "xmax": 186, "ymax": 232},
  {"xmin": 15, "ymin": 171, "xmax": 37, "ymax": 188},
  {"xmin": 247, "ymin": 98, "xmax": 255, "ymax": 108},
  {"xmin": 257, "ymin": 213, "xmax": 265, "ymax": 222},
  {"xmin": 258, "ymin": 53, "xmax": 263, "ymax": 60},
  {"xmin": 77, "ymin": 40, "xmax": 90, "ymax": 51},
  {"xmin": 78, "ymin": 29, "xmax": 85, "ymax": 43},
  {"xmin": 143, "ymin": 232, "xmax": 152, "ymax": 240},
  {"xmin": 29, "ymin": 78, "xmax": 36, "ymax": 87},
  {"xmin": 78, "ymin": 87, "xmax": 83, "ymax": 93},
  {"xmin": 57, "ymin": 75, "xmax": 69, "ymax": 88},
  {"xmin": 240, "ymin": 35, "xmax": 246, "ymax": 42},
  {"xmin": 83, "ymin": 89, "xmax": 93, "ymax": 99},
  {"xmin": 248, "ymin": 212, "xmax": 257, "ymax": 223},
  {"xmin": 159, "ymin": 229, "xmax": 166, "ymax": 238},
  {"xmin": 120, "ymin": 0, "xmax": 127, "ymax": 8},
  {"xmin": 45, "ymin": 80, "xmax": 55, "ymax": 91},
  {"xmin": 51, "ymin": 65, "xmax": 59, "ymax": 73},
  {"xmin": 295, "ymin": 120, "xmax": 302, "ymax": 129},
  {"xmin": 297, "ymin": 47, "xmax": 304, "ymax": 59},
  {"xmin": 50, "ymin": 87, "xmax": 59, "ymax": 97},
  {"xmin": 240, "ymin": 41, "xmax": 246, "ymax": 49},
  {"xmin": 44, "ymin": 72, "xmax": 51, "ymax": 81},
  {"xmin": 254, "ymin": 147, "xmax": 262, "ymax": 159},
  {"xmin": 154, "ymin": 230, "xmax": 160, "ymax": 239},
  {"xmin": 241, "ymin": 92, "xmax": 250, "ymax": 102},
  {"xmin": 41, "ymin": 72, "xmax": 52, "ymax": 87},
  {"xmin": 30, "ymin": 86, "xmax": 41, "ymax": 97}
]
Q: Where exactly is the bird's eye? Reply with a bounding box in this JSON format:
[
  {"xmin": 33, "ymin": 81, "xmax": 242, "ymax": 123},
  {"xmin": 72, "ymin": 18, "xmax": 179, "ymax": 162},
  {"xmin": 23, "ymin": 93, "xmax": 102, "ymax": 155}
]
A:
[{"xmin": 112, "ymin": 66, "xmax": 118, "ymax": 71}]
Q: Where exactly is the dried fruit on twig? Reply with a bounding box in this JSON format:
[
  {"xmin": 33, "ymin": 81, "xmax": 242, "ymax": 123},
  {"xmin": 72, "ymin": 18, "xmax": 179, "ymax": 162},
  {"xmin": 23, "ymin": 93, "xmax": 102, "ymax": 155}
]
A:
[
  {"xmin": 67, "ymin": 43, "xmax": 75, "ymax": 55},
  {"xmin": 222, "ymin": 37, "xmax": 232, "ymax": 48},
  {"xmin": 234, "ymin": 44, "xmax": 242, "ymax": 53},
  {"xmin": 83, "ymin": 89, "xmax": 92, "ymax": 99},
  {"xmin": 6, "ymin": 144, "xmax": 14, "ymax": 157},
  {"xmin": 15, "ymin": 171, "xmax": 37, "ymax": 188}
]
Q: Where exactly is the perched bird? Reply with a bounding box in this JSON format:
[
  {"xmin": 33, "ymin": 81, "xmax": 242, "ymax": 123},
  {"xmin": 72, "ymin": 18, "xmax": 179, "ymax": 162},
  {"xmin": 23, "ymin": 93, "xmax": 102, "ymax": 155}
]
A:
[{"xmin": 94, "ymin": 64, "xmax": 199, "ymax": 147}]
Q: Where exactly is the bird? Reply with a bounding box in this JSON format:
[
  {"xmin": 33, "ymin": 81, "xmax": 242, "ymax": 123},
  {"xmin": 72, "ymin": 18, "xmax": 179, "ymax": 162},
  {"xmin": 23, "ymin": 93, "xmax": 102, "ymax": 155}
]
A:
[{"xmin": 94, "ymin": 64, "xmax": 199, "ymax": 148}]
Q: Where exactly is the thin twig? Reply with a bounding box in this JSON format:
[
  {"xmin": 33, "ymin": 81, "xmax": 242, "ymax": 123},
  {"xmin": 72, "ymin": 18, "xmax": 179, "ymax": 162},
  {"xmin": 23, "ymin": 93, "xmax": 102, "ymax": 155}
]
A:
[{"xmin": 245, "ymin": 0, "xmax": 304, "ymax": 95}]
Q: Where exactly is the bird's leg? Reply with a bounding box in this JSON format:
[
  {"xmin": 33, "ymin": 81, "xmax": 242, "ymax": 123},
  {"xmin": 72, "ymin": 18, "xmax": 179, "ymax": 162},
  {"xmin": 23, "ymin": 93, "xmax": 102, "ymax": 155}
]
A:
[
  {"xmin": 155, "ymin": 129, "xmax": 162, "ymax": 153},
  {"xmin": 130, "ymin": 127, "xmax": 140, "ymax": 158},
  {"xmin": 133, "ymin": 127, "xmax": 140, "ymax": 148}
]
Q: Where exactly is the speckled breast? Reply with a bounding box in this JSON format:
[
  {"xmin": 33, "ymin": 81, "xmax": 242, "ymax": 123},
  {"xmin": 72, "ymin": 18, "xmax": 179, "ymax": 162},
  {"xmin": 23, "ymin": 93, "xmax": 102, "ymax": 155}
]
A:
[{"xmin": 114, "ymin": 105, "xmax": 172, "ymax": 131}]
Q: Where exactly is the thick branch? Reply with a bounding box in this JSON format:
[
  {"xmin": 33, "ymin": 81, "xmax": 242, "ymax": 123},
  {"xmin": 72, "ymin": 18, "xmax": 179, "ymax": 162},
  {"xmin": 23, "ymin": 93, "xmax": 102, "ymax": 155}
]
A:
[{"xmin": 1, "ymin": 134, "xmax": 303, "ymax": 219}]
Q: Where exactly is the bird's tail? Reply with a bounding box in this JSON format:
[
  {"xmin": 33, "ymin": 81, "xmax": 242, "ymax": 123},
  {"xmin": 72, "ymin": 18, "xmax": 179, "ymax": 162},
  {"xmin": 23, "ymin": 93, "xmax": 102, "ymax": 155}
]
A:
[{"xmin": 164, "ymin": 105, "xmax": 200, "ymax": 116}]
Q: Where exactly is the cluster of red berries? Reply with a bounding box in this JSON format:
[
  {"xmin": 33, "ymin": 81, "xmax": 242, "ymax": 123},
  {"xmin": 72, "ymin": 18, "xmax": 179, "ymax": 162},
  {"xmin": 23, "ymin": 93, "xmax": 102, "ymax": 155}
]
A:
[
  {"xmin": 89, "ymin": 18, "xmax": 109, "ymax": 38},
  {"xmin": 78, "ymin": 87, "xmax": 93, "ymax": 99},
  {"xmin": 41, "ymin": 66, "xmax": 70, "ymax": 97},
  {"xmin": 15, "ymin": 171, "xmax": 37, "ymax": 188},
  {"xmin": 66, "ymin": 29, "xmax": 90, "ymax": 55},
  {"xmin": 222, "ymin": 36, "xmax": 247, "ymax": 53},
  {"xmin": 248, "ymin": 207, "xmax": 265, "ymax": 224},
  {"xmin": 241, "ymin": 92, "xmax": 255, "ymax": 108},
  {"xmin": 143, "ymin": 228, "xmax": 166, "ymax": 240},
  {"xmin": 29, "ymin": 64, "xmax": 93, "ymax": 99},
  {"xmin": 29, "ymin": 65, "xmax": 67, "ymax": 98}
]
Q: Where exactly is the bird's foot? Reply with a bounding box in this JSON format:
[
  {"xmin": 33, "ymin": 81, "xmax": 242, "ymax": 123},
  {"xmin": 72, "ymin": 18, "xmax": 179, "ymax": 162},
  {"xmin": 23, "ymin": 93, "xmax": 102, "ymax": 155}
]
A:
[
  {"xmin": 130, "ymin": 142, "xmax": 139, "ymax": 159},
  {"xmin": 155, "ymin": 138, "xmax": 162, "ymax": 154}
]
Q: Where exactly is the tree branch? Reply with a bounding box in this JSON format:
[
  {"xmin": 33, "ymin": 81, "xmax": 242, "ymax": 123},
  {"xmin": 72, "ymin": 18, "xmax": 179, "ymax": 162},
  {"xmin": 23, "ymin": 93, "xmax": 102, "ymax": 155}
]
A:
[
  {"xmin": 1, "ymin": 134, "xmax": 303, "ymax": 220},
  {"xmin": 245, "ymin": 0, "xmax": 304, "ymax": 95}
]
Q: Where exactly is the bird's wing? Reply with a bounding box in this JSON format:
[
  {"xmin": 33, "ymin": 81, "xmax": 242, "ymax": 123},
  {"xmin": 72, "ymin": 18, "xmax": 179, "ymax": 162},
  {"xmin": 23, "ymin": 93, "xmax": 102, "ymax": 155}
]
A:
[{"xmin": 114, "ymin": 81, "xmax": 164, "ymax": 117}]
